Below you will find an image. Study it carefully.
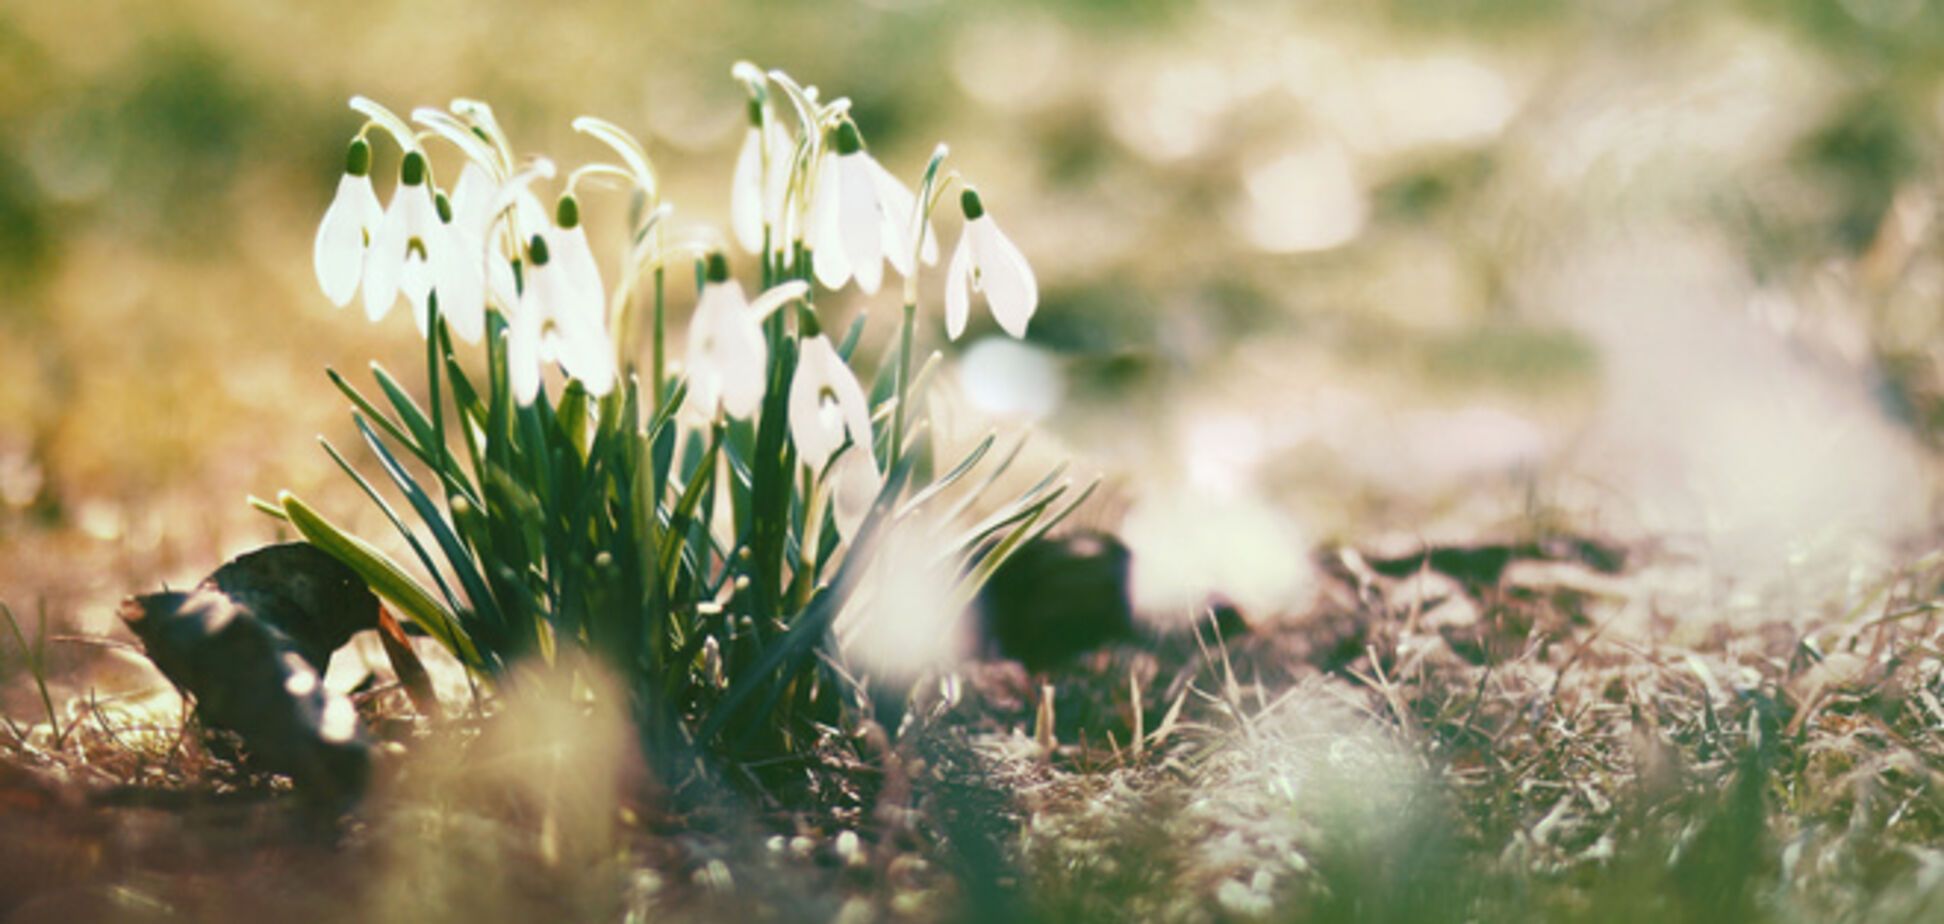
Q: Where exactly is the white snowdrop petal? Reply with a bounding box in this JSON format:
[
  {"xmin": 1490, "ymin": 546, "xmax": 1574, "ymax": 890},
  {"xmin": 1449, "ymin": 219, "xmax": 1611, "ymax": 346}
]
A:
[
  {"xmin": 436, "ymin": 244, "xmax": 487, "ymax": 344},
  {"xmin": 405, "ymin": 264, "xmax": 435, "ymax": 338},
  {"xmin": 362, "ymin": 194, "xmax": 409, "ymax": 322},
  {"xmin": 829, "ymin": 446, "xmax": 883, "ymax": 543},
  {"xmin": 839, "ymin": 154, "xmax": 884, "ymax": 294},
  {"xmin": 763, "ymin": 125, "xmax": 794, "ymax": 234},
  {"xmin": 684, "ymin": 298, "xmax": 723, "ymax": 417},
  {"xmin": 314, "ymin": 175, "xmax": 370, "ymax": 307},
  {"xmin": 438, "ymin": 227, "xmax": 488, "ymax": 344},
  {"xmin": 443, "ymin": 258, "xmax": 488, "ymax": 343},
  {"xmin": 686, "ymin": 282, "xmax": 769, "ymax": 419},
  {"xmin": 552, "ymin": 225, "xmax": 607, "ymax": 333},
  {"xmin": 975, "ymin": 217, "xmax": 1038, "ymax": 339},
  {"xmin": 718, "ymin": 304, "xmax": 770, "ymax": 419},
  {"xmin": 510, "ymin": 290, "xmax": 545, "ymax": 405},
  {"xmin": 731, "ymin": 127, "xmax": 766, "ymax": 254},
  {"xmin": 788, "ymin": 339, "xmax": 845, "ymax": 472},
  {"xmin": 809, "ymin": 155, "xmax": 851, "ymax": 289},
  {"xmin": 514, "ymin": 190, "xmax": 550, "ymax": 244},
  {"xmin": 831, "ymin": 352, "xmax": 875, "ymax": 456},
  {"xmin": 451, "ymin": 163, "xmax": 497, "ymax": 238},
  {"xmin": 561, "ymin": 314, "xmax": 616, "ymax": 397},
  {"xmin": 488, "ymin": 257, "xmax": 519, "ymax": 312},
  {"xmin": 871, "ymin": 162, "xmax": 917, "ymax": 278},
  {"xmin": 944, "ymin": 232, "xmax": 973, "ymax": 341},
  {"xmin": 395, "ymin": 187, "xmax": 444, "ymax": 336}
]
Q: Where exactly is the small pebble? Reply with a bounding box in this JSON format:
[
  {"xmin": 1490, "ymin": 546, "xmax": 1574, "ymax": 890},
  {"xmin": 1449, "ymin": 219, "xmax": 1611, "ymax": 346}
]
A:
[{"xmin": 835, "ymin": 830, "xmax": 864, "ymax": 866}]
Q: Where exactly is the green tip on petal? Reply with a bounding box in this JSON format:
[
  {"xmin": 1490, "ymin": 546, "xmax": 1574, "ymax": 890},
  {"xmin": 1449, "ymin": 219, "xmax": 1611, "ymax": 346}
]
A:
[
  {"xmin": 400, "ymin": 150, "xmax": 428, "ymax": 186},
  {"xmin": 704, "ymin": 251, "xmax": 730, "ymax": 284},
  {"xmin": 435, "ymin": 191, "xmax": 453, "ymax": 223},
  {"xmin": 834, "ymin": 121, "xmax": 863, "ymax": 156},
  {"xmin": 746, "ymin": 97, "xmax": 764, "ymax": 128},
  {"xmin": 797, "ymin": 303, "xmax": 822, "ymax": 338},
  {"xmin": 555, "ymin": 194, "xmax": 580, "ymax": 229},
  {"xmin": 345, "ymin": 138, "xmax": 372, "ymax": 177},
  {"xmin": 960, "ymin": 187, "xmax": 985, "ymax": 220},
  {"xmin": 529, "ymin": 233, "xmax": 551, "ymax": 267}
]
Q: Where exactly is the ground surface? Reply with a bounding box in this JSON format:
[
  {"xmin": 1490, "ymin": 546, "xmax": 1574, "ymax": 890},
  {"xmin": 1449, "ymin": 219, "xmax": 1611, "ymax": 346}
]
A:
[{"xmin": 5, "ymin": 531, "xmax": 1944, "ymax": 922}]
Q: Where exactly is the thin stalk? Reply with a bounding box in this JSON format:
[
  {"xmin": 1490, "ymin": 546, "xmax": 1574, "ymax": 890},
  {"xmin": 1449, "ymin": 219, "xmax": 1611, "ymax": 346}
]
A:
[
  {"xmin": 1, "ymin": 602, "xmax": 63, "ymax": 749},
  {"xmin": 794, "ymin": 467, "xmax": 827, "ymax": 609},
  {"xmin": 890, "ymin": 301, "xmax": 916, "ymax": 470},
  {"xmin": 652, "ymin": 260, "xmax": 666, "ymax": 408}
]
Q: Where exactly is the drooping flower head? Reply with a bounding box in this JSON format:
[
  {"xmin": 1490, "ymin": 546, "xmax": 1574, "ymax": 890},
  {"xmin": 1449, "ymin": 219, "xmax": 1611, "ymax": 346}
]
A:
[
  {"xmin": 685, "ymin": 253, "xmax": 771, "ymax": 421},
  {"xmin": 431, "ymin": 161, "xmax": 501, "ymax": 344},
  {"xmin": 363, "ymin": 150, "xmax": 469, "ymax": 338},
  {"xmin": 788, "ymin": 320, "xmax": 882, "ymax": 542},
  {"xmin": 808, "ymin": 120, "xmax": 897, "ymax": 295},
  {"xmin": 508, "ymin": 224, "xmax": 616, "ymax": 405},
  {"xmin": 944, "ymin": 186, "xmax": 1037, "ymax": 341},
  {"xmin": 788, "ymin": 326, "xmax": 874, "ymax": 476},
  {"xmin": 828, "ymin": 442, "xmax": 882, "ymax": 542},
  {"xmin": 548, "ymin": 193, "xmax": 607, "ymax": 340},
  {"xmin": 313, "ymin": 137, "xmax": 384, "ymax": 308},
  {"xmin": 731, "ymin": 97, "xmax": 794, "ymax": 258}
]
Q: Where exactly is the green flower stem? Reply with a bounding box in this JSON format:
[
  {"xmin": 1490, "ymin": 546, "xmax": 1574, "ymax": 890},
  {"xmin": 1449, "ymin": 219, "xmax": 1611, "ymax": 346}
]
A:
[
  {"xmin": 890, "ymin": 301, "xmax": 916, "ymax": 470},
  {"xmin": 652, "ymin": 260, "xmax": 666, "ymax": 408},
  {"xmin": 794, "ymin": 466, "xmax": 827, "ymax": 609}
]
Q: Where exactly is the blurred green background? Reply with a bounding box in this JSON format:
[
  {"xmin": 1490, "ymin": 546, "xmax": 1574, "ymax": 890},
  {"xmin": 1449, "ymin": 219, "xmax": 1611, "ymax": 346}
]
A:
[{"xmin": 3, "ymin": 0, "xmax": 1942, "ymax": 634}]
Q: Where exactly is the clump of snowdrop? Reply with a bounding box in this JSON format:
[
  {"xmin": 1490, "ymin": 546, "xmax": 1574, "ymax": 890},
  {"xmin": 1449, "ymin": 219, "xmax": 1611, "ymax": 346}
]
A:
[{"xmin": 280, "ymin": 66, "xmax": 1084, "ymax": 786}]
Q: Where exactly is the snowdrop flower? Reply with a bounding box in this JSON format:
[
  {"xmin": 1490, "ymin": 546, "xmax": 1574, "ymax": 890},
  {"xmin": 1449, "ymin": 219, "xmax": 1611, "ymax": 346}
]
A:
[
  {"xmin": 548, "ymin": 193, "xmax": 607, "ymax": 343},
  {"xmin": 312, "ymin": 137, "xmax": 383, "ymax": 308},
  {"xmin": 363, "ymin": 150, "xmax": 467, "ymax": 338},
  {"xmin": 429, "ymin": 189, "xmax": 486, "ymax": 344},
  {"xmin": 508, "ymin": 229, "xmax": 616, "ymax": 405},
  {"xmin": 944, "ymin": 187, "xmax": 1037, "ymax": 340},
  {"xmin": 685, "ymin": 255, "xmax": 807, "ymax": 420},
  {"xmin": 468, "ymin": 163, "xmax": 553, "ymax": 315},
  {"xmin": 789, "ymin": 331, "xmax": 874, "ymax": 475},
  {"xmin": 435, "ymin": 161, "xmax": 503, "ymax": 344},
  {"xmin": 807, "ymin": 121, "xmax": 903, "ymax": 295},
  {"xmin": 828, "ymin": 443, "xmax": 883, "ymax": 542},
  {"xmin": 731, "ymin": 102, "xmax": 794, "ymax": 256}
]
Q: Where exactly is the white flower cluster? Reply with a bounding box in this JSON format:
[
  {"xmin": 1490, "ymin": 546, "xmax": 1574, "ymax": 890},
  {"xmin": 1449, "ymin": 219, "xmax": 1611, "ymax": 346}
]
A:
[
  {"xmin": 311, "ymin": 69, "xmax": 1039, "ymax": 541},
  {"xmin": 313, "ymin": 97, "xmax": 614, "ymax": 404}
]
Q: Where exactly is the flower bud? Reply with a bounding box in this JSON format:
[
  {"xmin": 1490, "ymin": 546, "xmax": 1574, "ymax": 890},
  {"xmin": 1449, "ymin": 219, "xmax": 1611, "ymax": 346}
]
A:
[
  {"xmin": 344, "ymin": 138, "xmax": 372, "ymax": 177},
  {"xmin": 704, "ymin": 251, "xmax": 730, "ymax": 284},
  {"xmin": 959, "ymin": 187, "xmax": 985, "ymax": 220},
  {"xmin": 400, "ymin": 150, "xmax": 428, "ymax": 187},
  {"xmin": 833, "ymin": 121, "xmax": 863, "ymax": 156}
]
